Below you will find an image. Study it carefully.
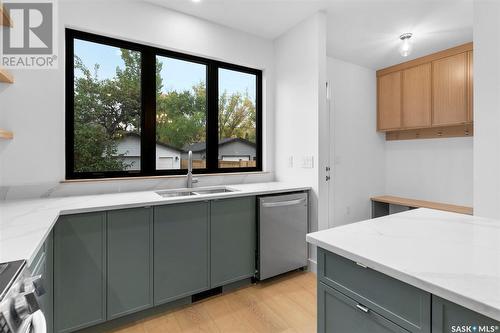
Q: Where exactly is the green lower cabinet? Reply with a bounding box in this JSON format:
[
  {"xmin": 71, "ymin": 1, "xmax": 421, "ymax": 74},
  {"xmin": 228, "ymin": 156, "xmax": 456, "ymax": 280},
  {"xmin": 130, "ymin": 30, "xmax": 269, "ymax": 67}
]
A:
[
  {"xmin": 29, "ymin": 231, "xmax": 53, "ymax": 333},
  {"xmin": 54, "ymin": 212, "xmax": 107, "ymax": 333},
  {"xmin": 107, "ymin": 207, "xmax": 153, "ymax": 320},
  {"xmin": 153, "ymin": 201, "xmax": 210, "ymax": 305},
  {"xmin": 318, "ymin": 248, "xmax": 430, "ymax": 332},
  {"xmin": 432, "ymin": 296, "xmax": 500, "ymax": 333},
  {"xmin": 318, "ymin": 282, "xmax": 409, "ymax": 333},
  {"xmin": 210, "ymin": 197, "xmax": 256, "ymax": 287}
]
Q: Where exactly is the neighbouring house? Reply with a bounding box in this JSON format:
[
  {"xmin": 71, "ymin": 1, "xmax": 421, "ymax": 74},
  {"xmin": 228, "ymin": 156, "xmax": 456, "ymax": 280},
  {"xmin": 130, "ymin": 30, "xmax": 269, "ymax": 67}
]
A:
[
  {"xmin": 115, "ymin": 133, "xmax": 183, "ymax": 170},
  {"xmin": 182, "ymin": 138, "xmax": 257, "ymax": 162}
]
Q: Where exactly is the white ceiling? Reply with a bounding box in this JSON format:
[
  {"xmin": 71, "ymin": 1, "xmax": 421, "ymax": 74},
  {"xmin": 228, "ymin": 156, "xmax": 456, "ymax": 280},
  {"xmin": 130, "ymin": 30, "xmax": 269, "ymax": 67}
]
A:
[{"xmin": 145, "ymin": 0, "xmax": 473, "ymax": 70}]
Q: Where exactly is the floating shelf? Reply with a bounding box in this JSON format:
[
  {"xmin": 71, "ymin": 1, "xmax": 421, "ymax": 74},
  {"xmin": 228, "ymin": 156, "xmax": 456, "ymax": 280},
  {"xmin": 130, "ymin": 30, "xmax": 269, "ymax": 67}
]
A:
[
  {"xmin": 0, "ymin": 129, "xmax": 13, "ymax": 140},
  {"xmin": 1, "ymin": 4, "xmax": 12, "ymax": 27},
  {"xmin": 0, "ymin": 67, "xmax": 13, "ymax": 83}
]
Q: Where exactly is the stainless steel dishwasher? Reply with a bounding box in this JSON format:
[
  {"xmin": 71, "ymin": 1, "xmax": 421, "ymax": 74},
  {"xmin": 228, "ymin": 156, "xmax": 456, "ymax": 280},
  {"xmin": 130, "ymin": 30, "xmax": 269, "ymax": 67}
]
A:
[{"xmin": 258, "ymin": 192, "xmax": 308, "ymax": 280}]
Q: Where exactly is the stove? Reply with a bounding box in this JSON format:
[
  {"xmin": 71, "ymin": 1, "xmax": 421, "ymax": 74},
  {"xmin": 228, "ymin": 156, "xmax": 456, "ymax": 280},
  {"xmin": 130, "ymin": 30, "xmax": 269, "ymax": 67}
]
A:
[
  {"xmin": 0, "ymin": 261, "xmax": 46, "ymax": 333},
  {"xmin": 0, "ymin": 261, "xmax": 25, "ymax": 301}
]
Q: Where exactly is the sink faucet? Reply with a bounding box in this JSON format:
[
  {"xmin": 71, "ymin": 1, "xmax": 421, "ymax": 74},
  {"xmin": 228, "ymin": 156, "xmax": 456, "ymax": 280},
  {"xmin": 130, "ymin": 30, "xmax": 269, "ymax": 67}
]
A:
[{"xmin": 186, "ymin": 150, "xmax": 198, "ymax": 188}]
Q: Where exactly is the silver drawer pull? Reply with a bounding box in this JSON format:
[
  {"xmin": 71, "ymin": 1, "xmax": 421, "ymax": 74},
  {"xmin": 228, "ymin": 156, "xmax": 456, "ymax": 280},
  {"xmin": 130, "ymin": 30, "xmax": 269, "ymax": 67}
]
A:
[
  {"xmin": 356, "ymin": 262, "xmax": 367, "ymax": 268},
  {"xmin": 261, "ymin": 198, "xmax": 306, "ymax": 208},
  {"xmin": 356, "ymin": 304, "xmax": 370, "ymax": 313}
]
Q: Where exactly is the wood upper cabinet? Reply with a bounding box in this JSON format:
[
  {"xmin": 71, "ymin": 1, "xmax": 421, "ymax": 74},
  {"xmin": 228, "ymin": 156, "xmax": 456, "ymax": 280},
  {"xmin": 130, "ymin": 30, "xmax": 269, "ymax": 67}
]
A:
[
  {"xmin": 402, "ymin": 63, "xmax": 432, "ymax": 128},
  {"xmin": 432, "ymin": 52, "xmax": 468, "ymax": 126},
  {"xmin": 377, "ymin": 71, "xmax": 401, "ymax": 131},
  {"xmin": 376, "ymin": 43, "xmax": 473, "ymax": 139}
]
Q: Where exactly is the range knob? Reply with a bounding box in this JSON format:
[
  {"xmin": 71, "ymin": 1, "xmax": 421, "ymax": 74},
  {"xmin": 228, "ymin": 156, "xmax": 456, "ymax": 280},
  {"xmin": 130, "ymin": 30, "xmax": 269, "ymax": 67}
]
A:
[
  {"xmin": 13, "ymin": 295, "xmax": 31, "ymax": 321},
  {"xmin": 12, "ymin": 292, "xmax": 39, "ymax": 321},
  {"xmin": 32, "ymin": 277, "xmax": 46, "ymax": 297}
]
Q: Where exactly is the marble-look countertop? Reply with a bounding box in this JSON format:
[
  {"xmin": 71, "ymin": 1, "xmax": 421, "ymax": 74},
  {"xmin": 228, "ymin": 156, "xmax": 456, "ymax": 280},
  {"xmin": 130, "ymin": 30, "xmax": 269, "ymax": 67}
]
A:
[
  {"xmin": 307, "ymin": 208, "xmax": 500, "ymax": 322},
  {"xmin": 0, "ymin": 182, "xmax": 309, "ymax": 265}
]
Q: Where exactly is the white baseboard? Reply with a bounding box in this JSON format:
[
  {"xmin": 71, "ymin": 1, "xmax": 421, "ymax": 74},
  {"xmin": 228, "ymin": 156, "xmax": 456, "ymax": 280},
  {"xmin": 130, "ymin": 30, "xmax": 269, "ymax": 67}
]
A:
[{"xmin": 308, "ymin": 258, "xmax": 317, "ymax": 274}]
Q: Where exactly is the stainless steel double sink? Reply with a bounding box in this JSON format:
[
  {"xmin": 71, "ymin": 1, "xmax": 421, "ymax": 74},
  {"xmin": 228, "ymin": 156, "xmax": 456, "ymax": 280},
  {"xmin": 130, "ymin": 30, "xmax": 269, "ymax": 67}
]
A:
[{"xmin": 155, "ymin": 187, "xmax": 237, "ymax": 198}]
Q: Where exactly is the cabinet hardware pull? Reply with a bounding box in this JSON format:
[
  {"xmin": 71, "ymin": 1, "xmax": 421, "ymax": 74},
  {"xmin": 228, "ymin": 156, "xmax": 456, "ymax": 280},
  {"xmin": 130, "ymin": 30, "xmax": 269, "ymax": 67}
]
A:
[
  {"xmin": 356, "ymin": 304, "xmax": 369, "ymax": 313},
  {"xmin": 356, "ymin": 262, "xmax": 367, "ymax": 268},
  {"xmin": 261, "ymin": 198, "xmax": 306, "ymax": 208}
]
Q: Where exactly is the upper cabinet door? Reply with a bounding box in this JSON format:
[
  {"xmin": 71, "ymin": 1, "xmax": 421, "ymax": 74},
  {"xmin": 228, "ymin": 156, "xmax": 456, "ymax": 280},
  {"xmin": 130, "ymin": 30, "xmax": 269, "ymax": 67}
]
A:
[
  {"xmin": 402, "ymin": 64, "xmax": 432, "ymax": 128},
  {"xmin": 432, "ymin": 53, "xmax": 468, "ymax": 126},
  {"xmin": 378, "ymin": 71, "xmax": 402, "ymax": 131},
  {"xmin": 468, "ymin": 51, "xmax": 473, "ymax": 122}
]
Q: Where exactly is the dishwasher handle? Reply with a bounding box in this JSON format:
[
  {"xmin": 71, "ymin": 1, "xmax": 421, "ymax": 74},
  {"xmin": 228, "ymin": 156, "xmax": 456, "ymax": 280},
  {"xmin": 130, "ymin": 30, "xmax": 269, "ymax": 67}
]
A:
[{"xmin": 261, "ymin": 198, "xmax": 306, "ymax": 208}]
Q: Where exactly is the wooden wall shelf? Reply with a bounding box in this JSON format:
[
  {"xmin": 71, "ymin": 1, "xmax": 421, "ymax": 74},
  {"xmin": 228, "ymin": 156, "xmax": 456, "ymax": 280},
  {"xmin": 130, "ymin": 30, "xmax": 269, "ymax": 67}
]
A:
[
  {"xmin": 371, "ymin": 195, "xmax": 473, "ymax": 216},
  {"xmin": 0, "ymin": 67, "xmax": 14, "ymax": 83},
  {"xmin": 1, "ymin": 4, "xmax": 12, "ymax": 27},
  {"xmin": 0, "ymin": 129, "xmax": 13, "ymax": 140},
  {"xmin": 386, "ymin": 123, "xmax": 473, "ymax": 141}
]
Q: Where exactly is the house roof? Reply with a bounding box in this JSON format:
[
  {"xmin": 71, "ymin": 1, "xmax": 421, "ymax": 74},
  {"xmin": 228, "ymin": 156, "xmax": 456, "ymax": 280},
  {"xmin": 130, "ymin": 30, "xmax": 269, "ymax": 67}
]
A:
[
  {"xmin": 124, "ymin": 133, "xmax": 185, "ymax": 152},
  {"xmin": 183, "ymin": 138, "xmax": 256, "ymax": 153}
]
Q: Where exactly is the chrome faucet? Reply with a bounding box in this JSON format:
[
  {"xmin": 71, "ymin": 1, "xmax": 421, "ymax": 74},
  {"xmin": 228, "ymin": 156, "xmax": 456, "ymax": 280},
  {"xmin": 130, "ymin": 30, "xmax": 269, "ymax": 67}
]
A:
[{"xmin": 186, "ymin": 150, "xmax": 198, "ymax": 188}]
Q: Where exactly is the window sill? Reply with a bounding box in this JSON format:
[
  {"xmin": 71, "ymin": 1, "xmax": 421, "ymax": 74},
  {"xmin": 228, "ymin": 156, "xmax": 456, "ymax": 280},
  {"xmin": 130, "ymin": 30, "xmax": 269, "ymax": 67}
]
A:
[{"xmin": 61, "ymin": 171, "xmax": 271, "ymax": 183}]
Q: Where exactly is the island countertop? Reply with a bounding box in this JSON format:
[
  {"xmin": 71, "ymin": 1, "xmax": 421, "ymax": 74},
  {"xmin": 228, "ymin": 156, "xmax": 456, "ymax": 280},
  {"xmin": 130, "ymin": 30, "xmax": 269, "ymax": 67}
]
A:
[
  {"xmin": 307, "ymin": 208, "xmax": 500, "ymax": 322},
  {"xmin": 0, "ymin": 182, "xmax": 309, "ymax": 265}
]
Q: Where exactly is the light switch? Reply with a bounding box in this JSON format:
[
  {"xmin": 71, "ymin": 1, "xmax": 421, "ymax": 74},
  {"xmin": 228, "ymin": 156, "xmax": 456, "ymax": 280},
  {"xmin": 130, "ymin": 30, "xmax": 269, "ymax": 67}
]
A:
[
  {"xmin": 288, "ymin": 156, "xmax": 294, "ymax": 168},
  {"xmin": 302, "ymin": 156, "xmax": 314, "ymax": 169}
]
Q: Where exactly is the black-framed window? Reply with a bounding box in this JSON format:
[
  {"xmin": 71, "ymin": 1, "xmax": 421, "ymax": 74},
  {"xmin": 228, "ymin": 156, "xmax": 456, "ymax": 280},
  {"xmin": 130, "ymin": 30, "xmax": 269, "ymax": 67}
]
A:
[{"xmin": 66, "ymin": 29, "xmax": 262, "ymax": 179}]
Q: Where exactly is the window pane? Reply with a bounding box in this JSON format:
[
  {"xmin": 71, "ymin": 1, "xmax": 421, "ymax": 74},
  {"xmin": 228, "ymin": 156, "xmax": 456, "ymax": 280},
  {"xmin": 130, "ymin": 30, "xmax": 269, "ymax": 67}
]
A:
[
  {"xmin": 73, "ymin": 39, "xmax": 141, "ymax": 172},
  {"xmin": 218, "ymin": 68, "xmax": 257, "ymax": 168},
  {"xmin": 156, "ymin": 56, "xmax": 207, "ymax": 170}
]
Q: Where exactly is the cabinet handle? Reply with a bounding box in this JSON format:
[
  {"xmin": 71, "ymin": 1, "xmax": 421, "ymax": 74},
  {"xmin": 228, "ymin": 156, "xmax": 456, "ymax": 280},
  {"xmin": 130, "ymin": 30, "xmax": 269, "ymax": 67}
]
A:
[
  {"xmin": 261, "ymin": 198, "xmax": 306, "ymax": 208},
  {"xmin": 356, "ymin": 304, "xmax": 370, "ymax": 313}
]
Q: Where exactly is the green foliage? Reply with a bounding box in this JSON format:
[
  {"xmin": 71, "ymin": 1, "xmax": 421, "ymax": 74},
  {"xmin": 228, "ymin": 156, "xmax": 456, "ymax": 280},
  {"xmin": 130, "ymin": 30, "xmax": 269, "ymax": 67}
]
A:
[
  {"xmin": 156, "ymin": 82, "xmax": 206, "ymax": 149},
  {"xmin": 73, "ymin": 47, "xmax": 257, "ymax": 173},
  {"xmin": 218, "ymin": 90, "xmax": 256, "ymax": 143},
  {"xmin": 73, "ymin": 50, "xmax": 140, "ymax": 172}
]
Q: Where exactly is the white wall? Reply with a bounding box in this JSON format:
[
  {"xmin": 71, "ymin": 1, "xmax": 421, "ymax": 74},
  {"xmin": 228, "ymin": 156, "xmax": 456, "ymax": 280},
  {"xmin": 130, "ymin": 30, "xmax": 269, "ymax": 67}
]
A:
[
  {"xmin": 327, "ymin": 57, "xmax": 386, "ymax": 227},
  {"xmin": 0, "ymin": 0, "xmax": 274, "ymax": 195},
  {"xmin": 473, "ymin": 0, "xmax": 500, "ymax": 218},
  {"xmin": 386, "ymin": 138, "xmax": 473, "ymax": 206},
  {"xmin": 274, "ymin": 12, "xmax": 327, "ymax": 267},
  {"xmin": 327, "ymin": 56, "xmax": 473, "ymax": 229}
]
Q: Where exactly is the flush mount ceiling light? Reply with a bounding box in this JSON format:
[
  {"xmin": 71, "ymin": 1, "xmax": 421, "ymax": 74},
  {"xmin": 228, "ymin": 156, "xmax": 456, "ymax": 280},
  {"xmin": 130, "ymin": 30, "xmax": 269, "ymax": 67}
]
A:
[
  {"xmin": 191, "ymin": 0, "xmax": 201, "ymax": 2},
  {"xmin": 399, "ymin": 33, "xmax": 413, "ymax": 57}
]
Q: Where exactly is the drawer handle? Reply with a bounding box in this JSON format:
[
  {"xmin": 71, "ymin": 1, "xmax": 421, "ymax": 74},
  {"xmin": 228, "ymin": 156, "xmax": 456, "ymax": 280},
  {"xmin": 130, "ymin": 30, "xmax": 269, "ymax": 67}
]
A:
[
  {"xmin": 356, "ymin": 262, "xmax": 367, "ymax": 268},
  {"xmin": 261, "ymin": 198, "xmax": 306, "ymax": 208},
  {"xmin": 356, "ymin": 304, "xmax": 370, "ymax": 313}
]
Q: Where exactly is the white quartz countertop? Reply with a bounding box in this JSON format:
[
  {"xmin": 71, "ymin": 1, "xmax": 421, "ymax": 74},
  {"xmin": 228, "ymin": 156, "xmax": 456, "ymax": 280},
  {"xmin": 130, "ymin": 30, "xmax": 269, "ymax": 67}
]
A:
[
  {"xmin": 0, "ymin": 182, "xmax": 309, "ymax": 265},
  {"xmin": 307, "ymin": 208, "xmax": 500, "ymax": 322}
]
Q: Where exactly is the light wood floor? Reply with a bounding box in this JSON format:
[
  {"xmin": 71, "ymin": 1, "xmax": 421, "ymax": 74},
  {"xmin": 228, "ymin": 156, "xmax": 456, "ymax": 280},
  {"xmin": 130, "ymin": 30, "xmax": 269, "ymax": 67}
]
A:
[{"xmin": 109, "ymin": 272, "xmax": 316, "ymax": 333}]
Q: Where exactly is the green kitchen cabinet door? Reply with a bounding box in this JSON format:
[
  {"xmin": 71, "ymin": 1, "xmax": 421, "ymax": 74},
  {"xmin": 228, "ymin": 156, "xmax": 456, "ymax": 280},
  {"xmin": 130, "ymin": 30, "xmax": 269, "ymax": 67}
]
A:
[
  {"xmin": 54, "ymin": 212, "xmax": 107, "ymax": 333},
  {"xmin": 107, "ymin": 207, "xmax": 153, "ymax": 320},
  {"xmin": 210, "ymin": 197, "xmax": 256, "ymax": 287},
  {"xmin": 154, "ymin": 201, "xmax": 210, "ymax": 305},
  {"xmin": 318, "ymin": 282, "xmax": 409, "ymax": 333},
  {"xmin": 432, "ymin": 296, "xmax": 500, "ymax": 333}
]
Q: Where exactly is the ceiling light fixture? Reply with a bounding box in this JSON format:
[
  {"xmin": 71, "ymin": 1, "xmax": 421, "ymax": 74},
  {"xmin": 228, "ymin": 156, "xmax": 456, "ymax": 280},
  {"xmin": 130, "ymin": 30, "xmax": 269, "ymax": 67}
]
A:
[
  {"xmin": 399, "ymin": 33, "xmax": 413, "ymax": 57},
  {"xmin": 192, "ymin": 0, "xmax": 201, "ymax": 3}
]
